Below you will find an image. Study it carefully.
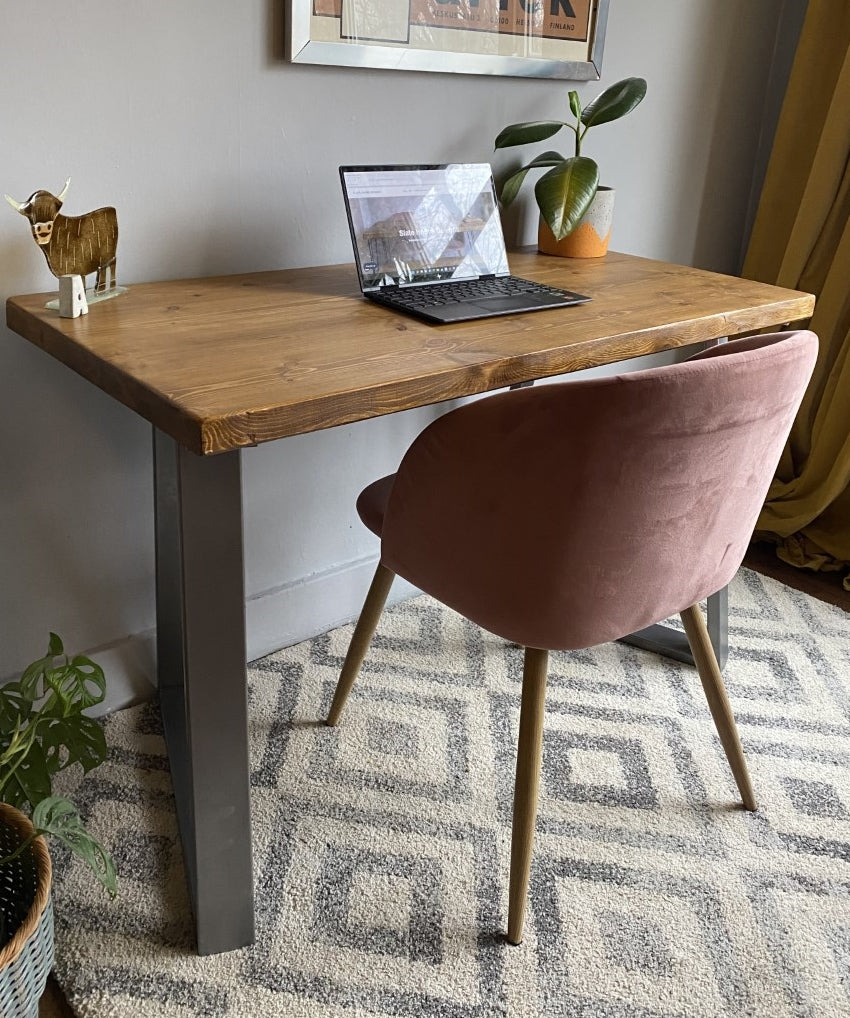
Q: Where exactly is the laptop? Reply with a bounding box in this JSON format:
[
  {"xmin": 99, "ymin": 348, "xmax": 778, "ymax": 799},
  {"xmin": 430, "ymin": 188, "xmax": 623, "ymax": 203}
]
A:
[{"xmin": 339, "ymin": 164, "xmax": 591, "ymax": 324}]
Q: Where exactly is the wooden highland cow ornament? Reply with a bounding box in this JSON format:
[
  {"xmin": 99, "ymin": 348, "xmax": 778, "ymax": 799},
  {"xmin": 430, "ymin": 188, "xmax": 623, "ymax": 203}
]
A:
[{"xmin": 5, "ymin": 179, "xmax": 125, "ymax": 313}]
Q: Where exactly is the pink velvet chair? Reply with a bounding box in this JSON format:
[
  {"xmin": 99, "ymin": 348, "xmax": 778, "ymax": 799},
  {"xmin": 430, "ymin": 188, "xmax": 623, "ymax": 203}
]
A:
[{"xmin": 326, "ymin": 330, "xmax": 818, "ymax": 945}]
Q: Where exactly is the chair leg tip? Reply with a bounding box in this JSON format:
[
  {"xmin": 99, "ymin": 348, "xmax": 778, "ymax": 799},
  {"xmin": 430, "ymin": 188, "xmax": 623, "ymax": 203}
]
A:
[{"xmin": 326, "ymin": 701, "xmax": 346, "ymax": 726}]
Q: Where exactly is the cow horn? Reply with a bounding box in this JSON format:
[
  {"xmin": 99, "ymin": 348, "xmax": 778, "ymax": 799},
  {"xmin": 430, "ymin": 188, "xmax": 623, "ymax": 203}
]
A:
[
  {"xmin": 4, "ymin": 193, "xmax": 26, "ymax": 213},
  {"xmin": 57, "ymin": 178, "xmax": 71, "ymax": 202}
]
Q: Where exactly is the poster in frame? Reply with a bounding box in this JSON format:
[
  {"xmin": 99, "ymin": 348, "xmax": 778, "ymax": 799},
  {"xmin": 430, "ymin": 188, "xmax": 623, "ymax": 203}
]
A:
[{"xmin": 286, "ymin": 0, "xmax": 610, "ymax": 81}]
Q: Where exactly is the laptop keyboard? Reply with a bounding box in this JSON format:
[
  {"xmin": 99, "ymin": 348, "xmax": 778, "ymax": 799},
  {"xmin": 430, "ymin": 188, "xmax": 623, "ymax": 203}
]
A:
[{"xmin": 379, "ymin": 276, "xmax": 572, "ymax": 309}]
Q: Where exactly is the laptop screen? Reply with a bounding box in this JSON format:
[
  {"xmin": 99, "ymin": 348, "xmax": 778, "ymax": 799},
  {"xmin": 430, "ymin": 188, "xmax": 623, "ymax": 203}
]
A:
[{"xmin": 340, "ymin": 164, "xmax": 510, "ymax": 291}]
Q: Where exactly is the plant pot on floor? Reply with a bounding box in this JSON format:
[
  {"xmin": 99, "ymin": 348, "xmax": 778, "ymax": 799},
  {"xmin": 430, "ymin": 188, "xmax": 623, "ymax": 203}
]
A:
[
  {"xmin": 538, "ymin": 186, "xmax": 615, "ymax": 258},
  {"xmin": 0, "ymin": 804, "xmax": 54, "ymax": 1018}
]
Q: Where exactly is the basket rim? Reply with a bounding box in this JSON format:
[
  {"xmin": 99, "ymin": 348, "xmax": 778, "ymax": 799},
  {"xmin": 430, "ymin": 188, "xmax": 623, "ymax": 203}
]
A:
[{"xmin": 0, "ymin": 802, "xmax": 52, "ymax": 970}]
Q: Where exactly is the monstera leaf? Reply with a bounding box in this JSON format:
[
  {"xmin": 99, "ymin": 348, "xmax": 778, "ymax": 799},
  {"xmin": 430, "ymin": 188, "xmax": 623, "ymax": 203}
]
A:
[{"xmin": 32, "ymin": 796, "xmax": 116, "ymax": 896}]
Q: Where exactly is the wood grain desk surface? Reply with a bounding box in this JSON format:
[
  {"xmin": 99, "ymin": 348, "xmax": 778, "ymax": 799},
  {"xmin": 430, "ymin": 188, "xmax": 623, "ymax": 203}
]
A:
[{"xmin": 6, "ymin": 250, "xmax": 815, "ymax": 456}]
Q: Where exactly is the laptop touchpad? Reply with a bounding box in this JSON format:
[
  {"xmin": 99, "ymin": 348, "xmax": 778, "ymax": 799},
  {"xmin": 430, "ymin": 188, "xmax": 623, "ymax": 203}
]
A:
[{"xmin": 470, "ymin": 295, "xmax": 539, "ymax": 312}]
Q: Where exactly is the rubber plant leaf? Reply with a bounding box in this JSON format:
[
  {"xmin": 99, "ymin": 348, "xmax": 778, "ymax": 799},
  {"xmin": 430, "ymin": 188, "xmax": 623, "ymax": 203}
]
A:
[
  {"xmin": 32, "ymin": 796, "xmax": 117, "ymax": 896},
  {"xmin": 499, "ymin": 151, "xmax": 566, "ymax": 207},
  {"xmin": 581, "ymin": 76, "xmax": 647, "ymax": 129},
  {"xmin": 535, "ymin": 156, "xmax": 600, "ymax": 240},
  {"xmin": 494, "ymin": 121, "xmax": 564, "ymax": 149}
]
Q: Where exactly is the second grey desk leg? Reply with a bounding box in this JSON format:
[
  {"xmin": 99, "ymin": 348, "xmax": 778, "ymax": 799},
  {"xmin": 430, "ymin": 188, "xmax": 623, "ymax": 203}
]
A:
[
  {"xmin": 620, "ymin": 587, "xmax": 729, "ymax": 670},
  {"xmin": 706, "ymin": 585, "xmax": 729, "ymax": 670},
  {"xmin": 153, "ymin": 430, "xmax": 254, "ymax": 955}
]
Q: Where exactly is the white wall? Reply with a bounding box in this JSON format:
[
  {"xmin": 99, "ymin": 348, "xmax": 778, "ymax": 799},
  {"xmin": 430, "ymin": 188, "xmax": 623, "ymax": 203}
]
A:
[{"xmin": 0, "ymin": 1, "xmax": 794, "ymax": 710}]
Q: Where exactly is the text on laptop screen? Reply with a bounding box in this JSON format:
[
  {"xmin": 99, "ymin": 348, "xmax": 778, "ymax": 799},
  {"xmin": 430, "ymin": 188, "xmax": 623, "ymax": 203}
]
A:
[{"xmin": 342, "ymin": 165, "xmax": 510, "ymax": 289}]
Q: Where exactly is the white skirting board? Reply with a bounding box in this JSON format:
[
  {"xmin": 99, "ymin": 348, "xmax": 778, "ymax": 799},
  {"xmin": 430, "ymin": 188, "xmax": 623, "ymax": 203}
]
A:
[{"xmin": 72, "ymin": 555, "xmax": 420, "ymax": 717}]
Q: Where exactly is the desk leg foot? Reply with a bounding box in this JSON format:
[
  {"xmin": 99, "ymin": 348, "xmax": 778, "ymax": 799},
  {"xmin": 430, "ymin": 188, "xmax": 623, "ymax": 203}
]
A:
[
  {"xmin": 620, "ymin": 587, "xmax": 729, "ymax": 671},
  {"xmin": 154, "ymin": 430, "xmax": 255, "ymax": 955}
]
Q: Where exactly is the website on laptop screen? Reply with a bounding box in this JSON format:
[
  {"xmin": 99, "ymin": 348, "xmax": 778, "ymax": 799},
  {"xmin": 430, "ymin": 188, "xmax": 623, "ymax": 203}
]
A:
[{"xmin": 342, "ymin": 165, "xmax": 510, "ymax": 290}]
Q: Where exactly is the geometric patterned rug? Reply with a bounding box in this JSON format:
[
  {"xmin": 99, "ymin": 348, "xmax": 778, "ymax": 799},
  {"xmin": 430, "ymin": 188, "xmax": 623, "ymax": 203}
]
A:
[{"xmin": 49, "ymin": 569, "xmax": 850, "ymax": 1017}]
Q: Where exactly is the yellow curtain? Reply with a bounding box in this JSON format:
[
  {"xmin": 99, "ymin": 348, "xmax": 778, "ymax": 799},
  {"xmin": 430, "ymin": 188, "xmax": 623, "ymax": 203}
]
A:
[{"xmin": 742, "ymin": 0, "xmax": 850, "ymax": 590}]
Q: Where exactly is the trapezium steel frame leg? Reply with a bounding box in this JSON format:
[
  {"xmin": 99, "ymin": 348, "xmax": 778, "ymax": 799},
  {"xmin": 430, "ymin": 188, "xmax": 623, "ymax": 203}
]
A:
[
  {"xmin": 153, "ymin": 429, "xmax": 255, "ymax": 955},
  {"xmin": 621, "ymin": 587, "xmax": 729, "ymax": 670}
]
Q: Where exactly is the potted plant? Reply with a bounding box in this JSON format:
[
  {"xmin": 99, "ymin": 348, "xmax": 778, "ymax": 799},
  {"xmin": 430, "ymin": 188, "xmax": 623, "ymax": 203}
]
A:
[
  {"xmin": 495, "ymin": 76, "xmax": 647, "ymax": 257},
  {"xmin": 0, "ymin": 634, "xmax": 116, "ymax": 1017}
]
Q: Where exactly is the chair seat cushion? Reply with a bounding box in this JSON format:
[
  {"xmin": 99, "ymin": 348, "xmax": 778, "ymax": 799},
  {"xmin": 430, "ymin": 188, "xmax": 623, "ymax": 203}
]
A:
[{"xmin": 356, "ymin": 474, "xmax": 396, "ymax": 537}]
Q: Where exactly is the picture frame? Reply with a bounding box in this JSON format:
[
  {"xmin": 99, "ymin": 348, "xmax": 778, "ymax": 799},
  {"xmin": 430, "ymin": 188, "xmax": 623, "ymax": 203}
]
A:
[{"xmin": 286, "ymin": 0, "xmax": 610, "ymax": 81}]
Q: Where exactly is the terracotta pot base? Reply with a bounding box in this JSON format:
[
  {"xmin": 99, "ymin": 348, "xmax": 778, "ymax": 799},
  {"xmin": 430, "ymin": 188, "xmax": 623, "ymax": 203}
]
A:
[
  {"xmin": 538, "ymin": 221, "xmax": 612, "ymax": 258},
  {"xmin": 538, "ymin": 186, "xmax": 615, "ymax": 258}
]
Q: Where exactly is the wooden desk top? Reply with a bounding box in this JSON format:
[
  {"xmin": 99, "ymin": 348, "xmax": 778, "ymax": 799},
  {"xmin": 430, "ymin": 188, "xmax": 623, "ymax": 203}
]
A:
[{"xmin": 6, "ymin": 250, "xmax": 814, "ymax": 456}]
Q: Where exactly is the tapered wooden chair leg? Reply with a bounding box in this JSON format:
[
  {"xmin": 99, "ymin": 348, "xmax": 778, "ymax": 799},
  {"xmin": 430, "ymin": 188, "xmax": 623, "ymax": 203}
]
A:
[
  {"xmin": 681, "ymin": 603, "xmax": 757, "ymax": 811},
  {"xmin": 507, "ymin": 646, "xmax": 549, "ymax": 945},
  {"xmin": 326, "ymin": 563, "xmax": 395, "ymax": 726}
]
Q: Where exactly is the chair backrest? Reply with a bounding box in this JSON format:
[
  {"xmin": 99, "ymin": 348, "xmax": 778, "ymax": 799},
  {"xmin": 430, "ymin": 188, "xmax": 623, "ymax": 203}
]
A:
[{"xmin": 380, "ymin": 331, "xmax": 818, "ymax": 650}]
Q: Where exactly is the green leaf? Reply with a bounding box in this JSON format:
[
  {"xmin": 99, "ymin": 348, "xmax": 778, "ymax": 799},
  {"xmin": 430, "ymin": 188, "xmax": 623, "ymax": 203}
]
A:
[
  {"xmin": 499, "ymin": 168, "xmax": 532, "ymax": 208},
  {"xmin": 498, "ymin": 151, "xmax": 566, "ymax": 207},
  {"xmin": 494, "ymin": 120, "xmax": 564, "ymax": 149},
  {"xmin": 568, "ymin": 90, "xmax": 581, "ymax": 121},
  {"xmin": 0, "ymin": 720, "xmax": 42, "ymax": 805},
  {"xmin": 1, "ymin": 741, "xmax": 51, "ymax": 811},
  {"xmin": 19, "ymin": 654, "xmax": 51, "ymax": 702},
  {"xmin": 69, "ymin": 656, "xmax": 106, "ymax": 708},
  {"xmin": 580, "ymin": 76, "xmax": 647, "ymax": 130},
  {"xmin": 47, "ymin": 633, "xmax": 64, "ymax": 657},
  {"xmin": 42, "ymin": 655, "xmax": 106, "ymax": 714},
  {"xmin": 534, "ymin": 156, "xmax": 600, "ymax": 240},
  {"xmin": 40, "ymin": 715, "xmax": 107, "ymax": 775},
  {"xmin": 32, "ymin": 796, "xmax": 117, "ymax": 897},
  {"xmin": 0, "ymin": 718, "xmax": 39, "ymax": 771},
  {"xmin": 0, "ymin": 684, "xmax": 34, "ymax": 735},
  {"xmin": 525, "ymin": 150, "xmax": 567, "ymax": 168}
]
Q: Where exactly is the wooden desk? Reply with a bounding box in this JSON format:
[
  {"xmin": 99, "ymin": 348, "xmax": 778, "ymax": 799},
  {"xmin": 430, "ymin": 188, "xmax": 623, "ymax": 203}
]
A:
[{"xmin": 6, "ymin": 251, "xmax": 814, "ymax": 955}]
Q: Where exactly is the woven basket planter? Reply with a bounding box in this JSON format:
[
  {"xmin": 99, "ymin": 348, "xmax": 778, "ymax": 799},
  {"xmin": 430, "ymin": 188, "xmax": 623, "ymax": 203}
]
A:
[{"xmin": 0, "ymin": 804, "xmax": 54, "ymax": 1018}]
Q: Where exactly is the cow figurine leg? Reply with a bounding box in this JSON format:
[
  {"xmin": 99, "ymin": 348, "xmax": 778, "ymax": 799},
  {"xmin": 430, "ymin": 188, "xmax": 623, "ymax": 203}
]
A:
[
  {"xmin": 58, "ymin": 274, "xmax": 89, "ymax": 318},
  {"xmin": 95, "ymin": 256, "xmax": 117, "ymax": 292}
]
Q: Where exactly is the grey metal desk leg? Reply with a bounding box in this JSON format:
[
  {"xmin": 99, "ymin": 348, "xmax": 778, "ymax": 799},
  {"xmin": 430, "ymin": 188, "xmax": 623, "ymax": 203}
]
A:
[
  {"xmin": 706, "ymin": 584, "xmax": 729, "ymax": 670},
  {"xmin": 620, "ymin": 587, "xmax": 729, "ymax": 670},
  {"xmin": 153, "ymin": 429, "xmax": 254, "ymax": 955}
]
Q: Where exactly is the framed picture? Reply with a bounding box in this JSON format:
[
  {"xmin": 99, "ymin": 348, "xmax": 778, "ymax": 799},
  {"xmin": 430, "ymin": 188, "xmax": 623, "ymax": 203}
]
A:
[{"xmin": 286, "ymin": 0, "xmax": 610, "ymax": 80}]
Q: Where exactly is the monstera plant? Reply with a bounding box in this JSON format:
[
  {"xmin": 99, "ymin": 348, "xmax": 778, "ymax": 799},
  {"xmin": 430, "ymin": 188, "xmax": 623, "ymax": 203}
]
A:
[
  {"xmin": 495, "ymin": 76, "xmax": 647, "ymax": 241},
  {"xmin": 0, "ymin": 634, "xmax": 116, "ymax": 1011},
  {"xmin": 0, "ymin": 633, "xmax": 116, "ymax": 897}
]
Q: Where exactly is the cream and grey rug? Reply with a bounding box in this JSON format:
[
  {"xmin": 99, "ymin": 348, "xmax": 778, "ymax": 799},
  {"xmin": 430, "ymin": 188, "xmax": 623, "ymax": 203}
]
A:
[{"xmin": 51, "ymin": 569, "xmax": 850, "ymax": 1017}]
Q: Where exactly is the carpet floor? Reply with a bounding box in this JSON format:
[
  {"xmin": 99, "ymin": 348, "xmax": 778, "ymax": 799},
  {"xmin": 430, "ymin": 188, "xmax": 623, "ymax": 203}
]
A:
[{"xmin": 51, "ymin": 569, "xmax": 850, "ymax": 1017}]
